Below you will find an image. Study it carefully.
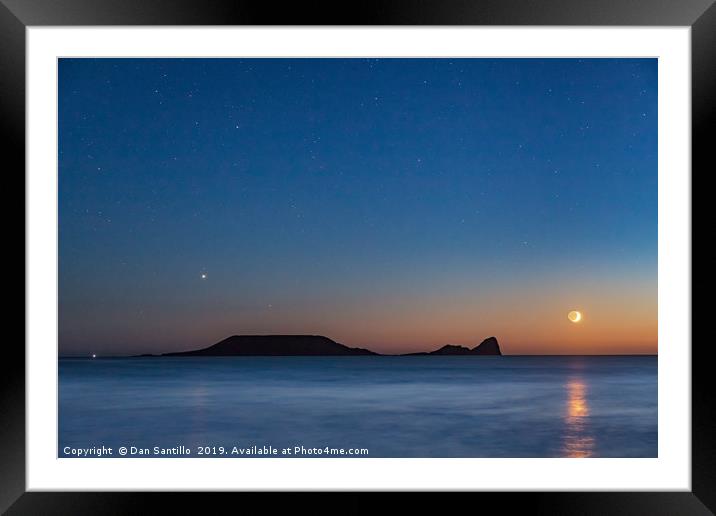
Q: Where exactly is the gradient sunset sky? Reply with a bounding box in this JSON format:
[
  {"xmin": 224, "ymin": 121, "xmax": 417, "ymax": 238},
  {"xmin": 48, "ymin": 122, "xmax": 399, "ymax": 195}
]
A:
[{"xmin": 58, "ymin": 58, "xmax": 657, "ymax": 356}]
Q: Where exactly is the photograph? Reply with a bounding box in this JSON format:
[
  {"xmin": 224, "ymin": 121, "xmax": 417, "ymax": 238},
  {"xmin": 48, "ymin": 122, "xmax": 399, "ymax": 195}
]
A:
[{"xmin": 57, "ymin": 57, "xmax": 658, "ymax": 459}]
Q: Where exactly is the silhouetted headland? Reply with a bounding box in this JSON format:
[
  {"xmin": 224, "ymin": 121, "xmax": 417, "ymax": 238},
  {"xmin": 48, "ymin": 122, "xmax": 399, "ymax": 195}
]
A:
[
  {"xmin": 149, "ymin": 335, "xmax": 502, "ymax": 357},
  {"xmin": 162, "ymin": 335, "xmax": 377, "ymax": 356},
  {"xmin": 403, "ymin": 337, "xmax": 502, "ymax": 356}
]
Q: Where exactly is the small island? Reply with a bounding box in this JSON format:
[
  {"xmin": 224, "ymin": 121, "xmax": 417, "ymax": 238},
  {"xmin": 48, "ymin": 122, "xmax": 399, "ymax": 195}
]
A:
[{"xmin": 148, "ymin": 335, "xmax": 502, "ymax": 357}]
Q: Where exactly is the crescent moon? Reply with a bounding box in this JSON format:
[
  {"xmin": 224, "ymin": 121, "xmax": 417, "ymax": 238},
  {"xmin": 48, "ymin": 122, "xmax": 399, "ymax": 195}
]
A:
[{"xmin": 568, "ymin": 310, "xmax": 582, "ymax": 323}]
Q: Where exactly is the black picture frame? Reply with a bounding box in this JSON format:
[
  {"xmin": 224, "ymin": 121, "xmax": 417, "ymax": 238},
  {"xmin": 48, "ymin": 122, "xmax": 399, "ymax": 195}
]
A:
[{"xmin": 3, "ymin": 0, "xmax": 711, "ymax": 513}]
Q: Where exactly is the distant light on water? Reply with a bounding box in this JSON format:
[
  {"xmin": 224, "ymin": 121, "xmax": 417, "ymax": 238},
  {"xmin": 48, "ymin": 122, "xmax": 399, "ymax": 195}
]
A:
[{"xmin": 562, "ymin": 378, "xmax": 595, "ymax": 458}]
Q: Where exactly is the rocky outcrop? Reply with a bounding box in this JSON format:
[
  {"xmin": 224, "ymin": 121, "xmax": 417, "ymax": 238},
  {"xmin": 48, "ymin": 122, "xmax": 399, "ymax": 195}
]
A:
[
  {"xmin": 472, "ymin": 336, "xmax": 501, "ymax": 355},
  {"xmin": 403, "ymin": 337, "xmax": 502, "ymax": 356}
]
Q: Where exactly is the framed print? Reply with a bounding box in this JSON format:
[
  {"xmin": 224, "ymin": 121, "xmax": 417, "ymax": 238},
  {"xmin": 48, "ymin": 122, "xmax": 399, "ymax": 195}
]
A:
[{"xmin": 4, "ymin": 0, "xmax": 712, "ymax": 513}]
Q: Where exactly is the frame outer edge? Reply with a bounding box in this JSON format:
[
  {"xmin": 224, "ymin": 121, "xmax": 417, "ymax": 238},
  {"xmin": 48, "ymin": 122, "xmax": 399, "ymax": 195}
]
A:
[
  {"xmin": 691, "ymin": 0, "xmax": 716, "ymax": 513},
  {"xmin": 3, "ymin": 0, "xmax": 713, "ymax": 511},
  {"xmin": 0, "ymin": 0, "xmax": 27, "ymax": 514},
  {"xmin": 0, "ymin": 0, "xmax": 715, "ymax": 26}
]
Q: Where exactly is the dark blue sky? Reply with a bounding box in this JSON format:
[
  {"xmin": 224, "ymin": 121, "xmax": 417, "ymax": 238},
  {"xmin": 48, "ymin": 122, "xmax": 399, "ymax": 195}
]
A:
[{"xmin": 59, "ymin": 58, "xmax": 657, "ymax": 355}]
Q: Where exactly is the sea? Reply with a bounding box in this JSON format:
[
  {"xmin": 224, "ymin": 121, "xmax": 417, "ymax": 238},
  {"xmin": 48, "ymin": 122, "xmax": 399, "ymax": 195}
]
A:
[{"xmin": 58, "ymin": 355, "xmax": 657, "ymax": 458}]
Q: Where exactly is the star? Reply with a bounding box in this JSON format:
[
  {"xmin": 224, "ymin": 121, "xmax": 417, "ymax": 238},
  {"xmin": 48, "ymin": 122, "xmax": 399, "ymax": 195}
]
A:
[{"xmin": 200, "ymin": 273, "xmax": 207, "ymax": 279}]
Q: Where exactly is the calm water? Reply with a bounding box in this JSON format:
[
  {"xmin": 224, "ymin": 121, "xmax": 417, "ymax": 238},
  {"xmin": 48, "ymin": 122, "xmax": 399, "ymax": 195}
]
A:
[{"xmin": 59, "ymin": 356, "xmax": 657, "ymax": 457}]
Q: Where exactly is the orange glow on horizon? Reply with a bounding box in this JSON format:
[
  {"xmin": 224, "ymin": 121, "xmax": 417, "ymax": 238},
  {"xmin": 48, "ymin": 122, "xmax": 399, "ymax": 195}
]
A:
[{"xmin": 93, "ymin": 273, "xmax": 657, "ymax": 356}]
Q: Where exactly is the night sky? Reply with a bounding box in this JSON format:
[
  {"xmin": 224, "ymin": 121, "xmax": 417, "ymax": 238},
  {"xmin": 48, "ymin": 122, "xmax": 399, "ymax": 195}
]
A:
[{"xmin": 59, "ymin": 58, "xmax": 657, "ymax": 356}]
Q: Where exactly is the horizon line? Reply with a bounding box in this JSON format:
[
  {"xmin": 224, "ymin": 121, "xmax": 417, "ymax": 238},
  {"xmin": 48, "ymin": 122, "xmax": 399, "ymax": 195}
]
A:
[{"xmin": 59, "ymin": 353, "xmax": 658, "ymax": 358}]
